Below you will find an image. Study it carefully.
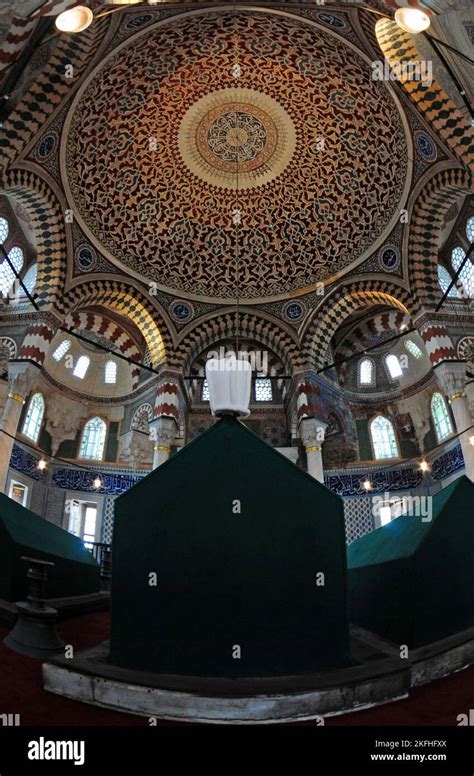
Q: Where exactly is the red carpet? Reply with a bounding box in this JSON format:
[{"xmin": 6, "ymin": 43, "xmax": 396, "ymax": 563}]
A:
[{"xmin": 0, "ymin": 612, "xmax": 472, "ymax": 726}]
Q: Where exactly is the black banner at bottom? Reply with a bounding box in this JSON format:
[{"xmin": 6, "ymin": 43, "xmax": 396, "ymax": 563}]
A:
[{"xmin": 0, "ymin": 725, "xmax": 473, "ymax": 773}]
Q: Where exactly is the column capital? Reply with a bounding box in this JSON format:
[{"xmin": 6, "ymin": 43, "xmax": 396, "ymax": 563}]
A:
[
  {"xmin": 7, "ymin": 361, "xmax": 40, "ymax": 400},
  {"xmin": 299, "ymin": 417, "xmax": 328, "ymax": 451},
  {"xmin": 434, "ymin": 360, "xmax": 467, "ymax": 400}
]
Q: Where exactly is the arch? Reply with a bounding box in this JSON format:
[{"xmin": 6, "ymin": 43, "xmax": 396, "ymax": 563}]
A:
[
  {"xmin": 335, "ymin": 309, "xmax": 412, "ymax": 383},
  {"xmin": 64, "ymin": 310, "xmax": 142, "ymax": 390},
  {"xmin": 58, "ymin": 281, "xmax": 170, "ymax": 368},
  {"xmin": 2, "ymin": 169, "xmax": 67, "ymax": 307},
  {"xmin": 302, "ymin": 281, "xmax": 415, "ymax": 370},
  {"xmin": 408, "ymin": 168, "xmax": 472, "ymax": 307},
  {"xmin": 173, "ymin": 310, "xmax": 302, "ymax": 376}
]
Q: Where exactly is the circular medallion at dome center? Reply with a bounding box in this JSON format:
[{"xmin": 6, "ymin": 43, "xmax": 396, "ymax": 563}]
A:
[
  {"xmin": 201, "ymin": 107, "xmax": 273, "ymax": 168},
  {"xmin": 179, "ymin": 89, "xmax": 295, "ymax": 190}
]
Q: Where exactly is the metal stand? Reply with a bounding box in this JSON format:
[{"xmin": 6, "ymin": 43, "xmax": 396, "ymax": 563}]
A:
[{"xmin": 4, "ymin": 556, "xmax": 65, "ymax": 659}]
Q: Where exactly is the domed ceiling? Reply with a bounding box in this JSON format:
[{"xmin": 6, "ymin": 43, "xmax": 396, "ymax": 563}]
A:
[{"xmin": 62, "ymin": 10, "xmax": 411, "ymax": 304}]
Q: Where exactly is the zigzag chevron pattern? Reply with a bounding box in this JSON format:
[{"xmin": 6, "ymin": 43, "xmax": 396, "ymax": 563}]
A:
[
  {"xmin": 303, "ymin": 282, "xmax": 417, "ymax": 370},
  {"xmin": 419, "ymin": 322, "xmax": 457, "ymax": 366},
  {"xmin": 408, "ymin": 168, "xmax": 472, "ymax": 307},
  {"xmin": 374, "ymin": 18, "xmax": 474, "ymax": 164},
  {"xmin": 56, "ymin": 281, "xmax": 170, "ymax": 368},
  {"xmin": 65, "ymin": 310, "xmax": 142, "ymax": 390},
  {"xmin": 154, "ymin": 381, "xmax": 179, "ymax": 421},
  {"xmin": 172, "ymin": 311, "xmax": 302, "ymax": 374},
  {"xmin": 0, "ymin": 16, "xmax": 108, "ymax": 169},
  {"xmin": 336, "ymin": 310, "xmax": 412, "ymax": 381},
  {"xmin": 18, "ymin": 322, "xmax": 56, "ymax": 365},
  {"xmin": 0, "ymin": 1, "xmax": 76, "ymax": 80},
  {"xmin": 3, "ymin": 168, "xmax": 66, "ymax": 307}
]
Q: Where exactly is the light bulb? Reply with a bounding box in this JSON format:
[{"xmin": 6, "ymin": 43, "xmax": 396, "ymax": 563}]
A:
[
  {"xmin": 92, "ymin": 476, "xmax": 102, "ymax": 490},
  {"xmin": 363, "ymin": 479, "xmax": 372, "ymax": 492},
  {"xmin": 469, "ymin": 434, "xmax": 474, "ymax": 447},
  {"xmin": 37, "ymin": 458, "xmax": 47, "ymax": 471},
  {"xmin": 419, "ymin": 460, "xmax": 430, "ymax": 473},
  {"xmin": 395, "ymin": 8, "xmax": 431, "ymax": 35},
  {"xmin": 55, "ymin": 6, "xmax": 94, "ymax": 33}
]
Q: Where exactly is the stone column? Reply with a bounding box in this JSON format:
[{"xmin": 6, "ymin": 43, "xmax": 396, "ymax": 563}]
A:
[
  {"xmin": 300, "ymin": 418, "xmax": 327, "ymax": 483},
  {"xmin": 149, "ymin": 416, "xmax": 177, "ymax": 469},
  {"xmin": 434, "ymin": 362, "xmax": 474, "ymax": 482},
  {"xmin": 0, "ymin": 362, "xmax": 37, "ymax": 493}
]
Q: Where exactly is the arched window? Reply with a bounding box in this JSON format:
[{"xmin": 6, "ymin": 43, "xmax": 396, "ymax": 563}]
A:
[
  {"xmin": 437, "ymin": 265, "xmax": 459, "ymax": 298},
  {"xmin": 451, "ymin": 245, "xmax": 474, "ymax": 298},
  {"xmin": 358, "ymin": 357, "xmax": 374, "ymax": 386},
  {"xmin": 79, "ymin": 417, "xmax": 107, "ymax": 461},
  {"xmin": 255, "ymin": 378, "xmax": 273, "ymax": 401},
  {"xmin": 370, "ymin": 415, "xmax": 398, "ymax": 460},
  {"xmin": 0, "ymin": 216, "xmax": 9, "ymax": 244},
  {"xmin": 104, "ymin": 360, "xmax": 117, "ymax": 384},
  {"xmin": 201, "ymin": 379, "xmax": 210, "ymax": 401},
  {"xmin": 385, "ymin": 354, "xmax": 403, "ymax": 379},
  {"xmin": 0, "ymin": 245, "xmax": 24, "ymax": 296},
  {"xmin": 52, "ymin": 339, "xmax": 71, "ymax": 362},
  {"xmin": 404, "ymin": 340, "xmax": 423, "ymax": 360},
  {"xmin": 466, "ymin": 216, "xmax": 474, "ymax": 244},
  {"xmin": 431, "ymin": 392, "xmax": 453, "ymax": 442},
  {"xmin": 21, "ymin": 263, "xmax": 37, "ymax": 295},
  {"xmin": 22, "ymin": 392, "xmax": 45, "ymax": 443},
  {"xmin": 73, "ymin": 355, "xmax": 90, "ymax": 379}
]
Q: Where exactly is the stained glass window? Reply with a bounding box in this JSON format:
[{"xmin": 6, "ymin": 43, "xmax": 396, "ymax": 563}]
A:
[
  {"xmin": 431, "ymin": 392, "xmax": 453, "ymax": 442},
  {"xmin": 370, "ymin": 415, "xmax": 398, "ymax": 460},
  {"xmin": 22, "ymin": 393, "xmax": 45, "ymax": 443},
  {"xmin": 437, "ymin": 265, "xmax": 459, "ymax": 298},
  {"xmin": 451, "ymin": 245, "xmax": 474, "ymax": 298},
  {"xmin": 73, "ymin": 355, "xmax": 90, "ymax": 379},
  {"xmin": 104, "ymin": 360, "xmax": 117, "ymax": 384},
  {"xmin": 52, "ymin": 339, "xmax": 71, "ymax": 362},
  {"xmin": 385, "ymin": 354, "xmax": 403, "ymax": 379},
  {"xmin": 359, "ymin": 358, "xmax": 374, "ymax": 386},
  {"xmin": 404, "ymin": 340, "xmax": 423, "ymax": 360},
  {"xmin": 255, "ymin": 378, "xmax": 273, "ymax": 401},
  {"xmin": 79, "ymin": 417, "xmax": 107, "ymax": 461}
]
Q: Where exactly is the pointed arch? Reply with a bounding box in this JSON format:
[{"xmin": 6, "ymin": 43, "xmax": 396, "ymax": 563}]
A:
[
  {"xmin": 173, "ymin": 309, "xmax": 302, "ymax": 376},
  {"xmin": 302, "ymin": 281, "xmax": 416, "ymax": 370},
  {"xmin": 58, "ymin": 281, "xmax": 171, "ymax": 367},
  {"xmin": 408, "ymin": 167, "xmax": 472, "ymax": 307}
]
